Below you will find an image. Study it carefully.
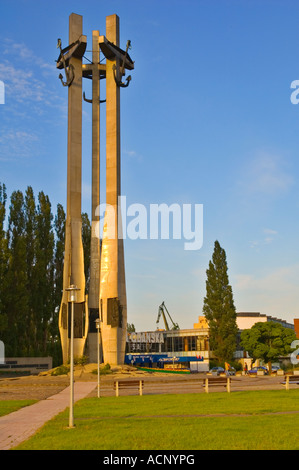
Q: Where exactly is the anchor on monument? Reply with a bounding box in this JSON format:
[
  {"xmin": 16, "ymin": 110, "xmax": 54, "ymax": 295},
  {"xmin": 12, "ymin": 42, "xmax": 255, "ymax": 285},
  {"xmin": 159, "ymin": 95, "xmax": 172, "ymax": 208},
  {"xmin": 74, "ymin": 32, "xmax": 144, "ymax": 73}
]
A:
[
  {"xmin": 83, "ymin": 91, "xmax": 106, "ymax": 104},
  {"xmin": 56, "ymin": 38, "xmax": 75, "ymax": 87},
  {"xmin": 98, "ymin": 35, "xmax": 134, "ymax": 88},
  {"xmin": 113, "ymin": 40, "xmax": 132, "ymax": 88},
  {"xmin": 56, "ymin": 34, "xmax": 87, "ymax": 87}
]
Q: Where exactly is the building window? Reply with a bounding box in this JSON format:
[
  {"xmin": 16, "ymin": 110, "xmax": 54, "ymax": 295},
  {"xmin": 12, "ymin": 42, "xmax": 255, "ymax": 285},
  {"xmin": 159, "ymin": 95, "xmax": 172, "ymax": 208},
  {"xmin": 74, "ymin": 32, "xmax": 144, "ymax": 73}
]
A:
[
  {"xmin": 173, "ymin": 337, "xmax": 184, "ymax": 352},
  {"xmin": 196, "ymin": 337, "xmax": 209, "ymax": 351},
  {"xmin": 188, "ymin": 336, "xmax": 197, "ymax": 351}
]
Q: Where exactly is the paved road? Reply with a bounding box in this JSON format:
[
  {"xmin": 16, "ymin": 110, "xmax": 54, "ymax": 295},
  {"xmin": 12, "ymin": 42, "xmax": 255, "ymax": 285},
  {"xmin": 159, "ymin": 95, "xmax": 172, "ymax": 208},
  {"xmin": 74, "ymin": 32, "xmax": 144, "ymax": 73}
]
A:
[{"xmin": 0, "ymin": 381, "xmax": 97, "ymax": 450}]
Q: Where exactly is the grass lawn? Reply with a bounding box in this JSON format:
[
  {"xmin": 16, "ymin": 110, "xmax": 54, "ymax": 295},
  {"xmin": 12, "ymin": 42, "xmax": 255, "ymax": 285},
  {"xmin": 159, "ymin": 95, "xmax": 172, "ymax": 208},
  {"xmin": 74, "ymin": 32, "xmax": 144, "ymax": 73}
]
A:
[
  {"xmin": 13, "ymin": 389, "xmax": 299, "ymax": 450},
  {"xmin": 0, "ymin": 400, "xmax": 37, "ymax": 417}
]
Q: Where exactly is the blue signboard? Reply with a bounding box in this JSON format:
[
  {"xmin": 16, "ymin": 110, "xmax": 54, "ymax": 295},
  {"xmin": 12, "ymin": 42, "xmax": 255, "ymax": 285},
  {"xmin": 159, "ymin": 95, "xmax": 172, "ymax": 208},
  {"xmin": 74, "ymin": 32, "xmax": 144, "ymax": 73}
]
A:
[
  {"xmin": 125, "ymin": 354, "xmax": 167, "ymax": 365},
  {"xmin": 125, "ymin": 354, "xmax": 204, "ymax": 365}
]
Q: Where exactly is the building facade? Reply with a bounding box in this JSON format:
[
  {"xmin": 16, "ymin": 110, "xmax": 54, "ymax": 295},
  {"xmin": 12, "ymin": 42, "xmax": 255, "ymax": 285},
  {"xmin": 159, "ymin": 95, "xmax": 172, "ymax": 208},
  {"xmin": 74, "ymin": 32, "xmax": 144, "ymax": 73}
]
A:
[
  {"xmin": 236, "ymin": 312, "xmax": 294, "ymax": 331},
  {"xmin": 125, "ymin": 318, "xmax": 210, "ymax": 371},
  {"xmin": 125, "ymin": 313, "xmax": 295, "ymax": 370}
]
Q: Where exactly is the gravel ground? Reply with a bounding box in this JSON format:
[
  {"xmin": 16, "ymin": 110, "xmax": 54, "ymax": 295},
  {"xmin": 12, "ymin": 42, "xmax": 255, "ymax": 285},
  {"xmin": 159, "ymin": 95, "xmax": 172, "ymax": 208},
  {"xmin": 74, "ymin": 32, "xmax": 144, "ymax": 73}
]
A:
[{"xmin": 0, "ymin": 366, "xmax": 291, "ymax": 400}]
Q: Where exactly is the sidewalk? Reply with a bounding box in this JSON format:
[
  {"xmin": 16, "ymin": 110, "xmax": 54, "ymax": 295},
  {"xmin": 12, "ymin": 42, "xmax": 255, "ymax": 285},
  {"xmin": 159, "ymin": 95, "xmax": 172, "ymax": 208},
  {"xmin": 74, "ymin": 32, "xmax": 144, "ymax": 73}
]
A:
[{"xmin": 0, "ymin": 381, "xmax": 97, "ymax": 450}]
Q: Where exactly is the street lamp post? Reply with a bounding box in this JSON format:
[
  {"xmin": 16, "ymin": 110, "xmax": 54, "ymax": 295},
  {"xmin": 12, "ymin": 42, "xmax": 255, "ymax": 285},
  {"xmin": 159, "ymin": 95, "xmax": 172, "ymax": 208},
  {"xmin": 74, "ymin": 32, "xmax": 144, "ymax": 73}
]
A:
[
  {"xmin": 65, "ymin": 284, "xmax": 80, "ymax": 428},
  {"xmin": 95, "ymin": 318, "xmax": 100, "ymax": 398}
]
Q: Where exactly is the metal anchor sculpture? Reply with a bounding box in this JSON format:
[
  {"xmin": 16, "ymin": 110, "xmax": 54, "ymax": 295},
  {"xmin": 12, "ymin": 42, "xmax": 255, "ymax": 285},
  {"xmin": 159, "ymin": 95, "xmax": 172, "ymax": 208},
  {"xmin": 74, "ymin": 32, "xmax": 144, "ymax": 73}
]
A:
[
  {"xmin": 83, "ymin": 91, "xmax": 106, "ymax": 104},
  {"xmin": 57, "ymin": 38, "xmax": 75, "ymax": 87},
  {"xmin": 113, "ymin": 40, "xmax": 132, "ymax": 88}
]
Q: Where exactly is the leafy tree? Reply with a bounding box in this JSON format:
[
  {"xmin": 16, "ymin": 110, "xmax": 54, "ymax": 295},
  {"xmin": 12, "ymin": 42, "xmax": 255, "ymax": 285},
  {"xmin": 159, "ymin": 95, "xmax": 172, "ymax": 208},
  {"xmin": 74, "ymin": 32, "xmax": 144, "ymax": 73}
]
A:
[
  {"xmin": 24, "ymin": 186, "xmax": 37, "ymax": 354},
  {"xmin": 203, "ymin": 240, "xmax": 238, "ymax": 363},
  {"xmin": 53, "ymin": 204, "xmax": 65, "ymax": 308},
  {"xmin": 240, "ymin": 321, "xmax": 297, "ymax": 371},
  {"xmin": 4, "ymin": 190, "xmax": 29, "ymax": 356},
  {"xmin": 82, "ymin": 212, "xmax": 91, "ymax": 293},
  {"xmin": 0, "ymin": 183, "xmax": 8, "ymax": 333},
  {"xmin": 54, "ymin": 204, "xmax": 66, "ymax": 310},
  {"xmin": 127, "ymin": 323, "xmax": 136, "ymax": 332},
  {"xmin": 51, "ymin": 203, "xmax": 66, "ymax": 365},
  {"xmin": 34, "ymin": 191, "xmax": 54, "ymax": 354}
]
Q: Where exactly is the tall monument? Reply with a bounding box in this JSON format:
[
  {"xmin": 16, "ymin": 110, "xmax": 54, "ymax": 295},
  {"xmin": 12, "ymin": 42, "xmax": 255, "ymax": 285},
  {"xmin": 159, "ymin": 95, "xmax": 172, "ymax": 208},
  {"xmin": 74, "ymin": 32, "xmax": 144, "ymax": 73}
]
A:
[
  {"xmin": 83, "ymin": 29, "xmax": 102, "ymax": 363},
  {"xmin": 99, "ymin": 14, "xmax": 131, "ymax": 365},
  {"xmin": 57, "ymin": 13, "xmax": 134, "ymax": 365},
  {"xmin": 57, "ymin": 14, "xmax": 89, "ymax": 363}
]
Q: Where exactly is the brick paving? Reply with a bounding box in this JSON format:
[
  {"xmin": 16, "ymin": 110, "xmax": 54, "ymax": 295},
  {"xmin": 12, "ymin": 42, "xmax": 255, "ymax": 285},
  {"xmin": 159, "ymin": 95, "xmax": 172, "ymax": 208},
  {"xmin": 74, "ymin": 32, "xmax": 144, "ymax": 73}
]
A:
[{"xmin": 0, "ymin": 381, "xmax": 97, "ymax": 450}]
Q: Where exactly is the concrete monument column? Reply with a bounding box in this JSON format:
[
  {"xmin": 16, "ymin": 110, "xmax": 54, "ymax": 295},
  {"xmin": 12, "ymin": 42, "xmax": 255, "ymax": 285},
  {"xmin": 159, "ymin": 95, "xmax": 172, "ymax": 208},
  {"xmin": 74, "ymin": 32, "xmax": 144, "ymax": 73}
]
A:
[
  {"xmin": 86, "ymin": 30, "xmax": 103, "ymax": 363},
  {"xmin": 58, "ymin": 13, "xmax": 88, "ymax": 363},
  {"xmin": 57, "ymin": 12, "xmax": 134, "ymax": 365},
  {"xmin": 100, "ymin": 14, "xmax": 127, "ymax": 365}
]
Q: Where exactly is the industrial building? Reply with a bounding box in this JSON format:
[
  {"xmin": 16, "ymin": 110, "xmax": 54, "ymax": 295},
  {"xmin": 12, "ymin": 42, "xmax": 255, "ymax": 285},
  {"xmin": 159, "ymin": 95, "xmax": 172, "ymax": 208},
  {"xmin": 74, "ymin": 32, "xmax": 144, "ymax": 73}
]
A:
[{"xmin": 125, "ymin": 311, "xmax": 296, "ymax": 371}]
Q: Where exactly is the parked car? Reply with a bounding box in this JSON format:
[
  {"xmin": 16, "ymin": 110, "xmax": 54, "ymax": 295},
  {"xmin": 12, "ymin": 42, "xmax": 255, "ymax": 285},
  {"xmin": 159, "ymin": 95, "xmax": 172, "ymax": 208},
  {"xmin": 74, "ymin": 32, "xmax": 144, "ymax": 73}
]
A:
[
  {"xmin": 227, "ymin": 367, "xmax": 236, "ymax": 376},
  {"xmin": 209, "ymin": 367, "xmax": 225, "ymax": 375},
  {"xmin": 248, "ymin": 366, "xmax": 268, "ymax": 375}
]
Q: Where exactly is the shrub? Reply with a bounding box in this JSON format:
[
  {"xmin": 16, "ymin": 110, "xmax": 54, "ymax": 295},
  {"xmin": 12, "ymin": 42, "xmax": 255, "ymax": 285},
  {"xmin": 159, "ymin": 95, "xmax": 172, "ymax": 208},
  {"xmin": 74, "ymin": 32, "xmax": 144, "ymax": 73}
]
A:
[
  {"xmin": 74, "ymin": 355, "xmax": 88, "ymax": 366},
  {"xmin": 91, "ymin": 363, "xmax": 111, "ymax": 375},
  {"xmin": 51, "ymin": 365, "xmax": 70, "ymax": 376}
]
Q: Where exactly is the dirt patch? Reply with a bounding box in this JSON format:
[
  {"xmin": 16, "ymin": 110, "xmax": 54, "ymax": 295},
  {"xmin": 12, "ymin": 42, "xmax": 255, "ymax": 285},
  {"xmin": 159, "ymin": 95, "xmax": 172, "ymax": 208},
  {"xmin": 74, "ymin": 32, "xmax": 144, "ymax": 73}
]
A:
[
  {"xmin": 0, "ymin": 375, "xmax": 70, "ymax": 401},
  {"xmin": 0, "ymin": 364, "xmax": 180, "ymax": 401},
  {"xmin": 0, "ymin": 365, "xmax": 152, "ymax": 401}
]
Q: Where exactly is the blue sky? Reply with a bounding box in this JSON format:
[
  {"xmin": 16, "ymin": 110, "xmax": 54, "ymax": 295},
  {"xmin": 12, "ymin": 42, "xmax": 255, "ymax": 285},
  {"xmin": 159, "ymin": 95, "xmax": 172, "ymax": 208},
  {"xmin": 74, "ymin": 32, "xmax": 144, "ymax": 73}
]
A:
[{"xmin": 1, "ymin": 0, "xmax": 299, "ymax": 331}]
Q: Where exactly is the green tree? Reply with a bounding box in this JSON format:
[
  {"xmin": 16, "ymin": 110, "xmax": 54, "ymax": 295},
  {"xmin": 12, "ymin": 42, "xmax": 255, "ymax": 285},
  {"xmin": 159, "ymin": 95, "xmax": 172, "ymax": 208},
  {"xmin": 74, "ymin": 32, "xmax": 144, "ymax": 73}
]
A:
[
  {"xmin": 24, "ymin": 186, "xmax": 37, "ymax": 354},
  {"xmin": 51, "ymin": 203, "xmax": 66, "ymax": 365},
  {"xmin": 4, "ymin": 190, "xmax": 29, "ymax": 356},
  {"xmin": 203, "ymin": 240, "xmax": 238, "ymax": 363},
  {"xmin": 0, "ymin": 183, "xmax": 8, "ymax": 334},
  {"xmin": 82, "ymin": 212, "xmax": 91, "ymax": 293},
  {"xmin": 34, "ymin": 191, "xmax": 54, "ymax": 354},
  {"xmin": 240, "ymin": 321, "xmax": 297, "ymax": 371},
  {"xmin": 127, "ymin": 323, "xmax": 136, "ymax": 332},
  {"xmin": 53, "ymin": 203, "xmax": 65, "ymax": 309}
]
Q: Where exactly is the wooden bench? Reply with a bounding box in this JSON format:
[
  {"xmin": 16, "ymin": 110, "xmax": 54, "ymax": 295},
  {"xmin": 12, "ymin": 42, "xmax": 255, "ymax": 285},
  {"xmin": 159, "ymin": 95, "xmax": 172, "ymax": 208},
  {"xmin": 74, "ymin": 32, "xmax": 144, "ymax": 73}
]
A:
[
  {"xmin": 113, "ymin": 380, "xmax": 144, "ymax": 397},
  {"xmin": 203, "ymin": 376, "xmax": 231, "ymax": 393},
  {"xmin": 281, "ymin": 375, "xmax": 299, "ymax": 390}
]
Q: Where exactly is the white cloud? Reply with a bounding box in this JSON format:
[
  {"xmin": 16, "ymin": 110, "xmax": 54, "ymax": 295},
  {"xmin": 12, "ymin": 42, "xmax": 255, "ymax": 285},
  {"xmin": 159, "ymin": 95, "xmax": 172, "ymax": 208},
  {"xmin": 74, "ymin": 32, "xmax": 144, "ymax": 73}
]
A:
[
  {"xmin": 0, "ymin": 129, "xmax": 39, "ymax": 160},
  {"xmin": 0, "ymin": 39, "xmax": 67, "ymax": 159},
  {"xmin": 233, "ymin": 265, "xmax": 299, "ymax": 322},
  {"xmin": 238, "ymin": 150, "xmax": 293, "ymax": 197},
  {"xmin": 263, "ymin": 228, "xmax": 278, "ymax": 235},
  {"xmin": 3, "ymin": 40, "xmax": 34, "ymax": 60},
  {"xmin": 123, "ymin": 149, "xmax": 143, "ymax": 161},
  {"xmin": 0, "ymin": 38, "xmax": 64, "ymax": 108},
  {"xmin": 249, "ymin": 228, "xmax": 278, "ymax": 249},
  {"xmin": 3, "ymin": 39, "xmax": 57, "ymax": 76}
]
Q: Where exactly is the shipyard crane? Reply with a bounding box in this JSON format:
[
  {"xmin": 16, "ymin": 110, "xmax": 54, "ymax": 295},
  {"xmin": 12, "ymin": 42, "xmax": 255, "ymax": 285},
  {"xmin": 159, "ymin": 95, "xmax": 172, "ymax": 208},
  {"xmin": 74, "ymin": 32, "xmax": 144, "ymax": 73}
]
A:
[{"xmin": 156, "ymin": 301, "xmax": 180, "ymax": 331}]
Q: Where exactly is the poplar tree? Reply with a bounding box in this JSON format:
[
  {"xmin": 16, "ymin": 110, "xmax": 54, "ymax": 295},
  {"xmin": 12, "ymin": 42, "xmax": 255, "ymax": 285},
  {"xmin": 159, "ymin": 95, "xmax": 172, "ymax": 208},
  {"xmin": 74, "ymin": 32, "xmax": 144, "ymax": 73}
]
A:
[
  {"xmin": 24, "ymin": 186, "xmax": 37, "ymax": 354},
  {"xmin": 0, "ymin": 183, "xmax": 8, "ymax": 334},
  {"xmin": 203, "ymin": 240, "xmax": 238, "ymax": 363},
  {"xmin": 5, "ymin": 190, "xmax": 28, "ymax": 356},
  {"xmin": 0, "ymin": 183, "xmax": 92, "ymax": 363},
  {"xmin": 50, "ymin": 203, "xmax": 65, "ymax": 364},
  {"xmin": 34, "ymin": 191, "xmax": 54, "ymax": 354},
  {"xmin": 82, "ymin": 212, "xmax": 91, "ymax": 293},
  {"xmin": 53, "ymin": 203, "xmax": 65, "ymax": 320}
]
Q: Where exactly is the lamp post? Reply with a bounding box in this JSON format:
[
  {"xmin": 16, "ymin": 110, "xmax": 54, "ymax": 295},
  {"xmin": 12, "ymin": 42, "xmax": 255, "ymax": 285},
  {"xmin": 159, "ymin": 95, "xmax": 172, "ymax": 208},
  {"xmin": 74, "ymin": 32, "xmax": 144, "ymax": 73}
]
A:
[
  {"xmin": 65, "ymin": 284, "xmax": 80, "ymax": 428},
  {"xmin": 95, "ymin": 318, "xmax": 100, "ymax": 398}
]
